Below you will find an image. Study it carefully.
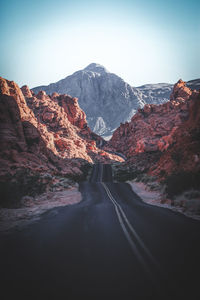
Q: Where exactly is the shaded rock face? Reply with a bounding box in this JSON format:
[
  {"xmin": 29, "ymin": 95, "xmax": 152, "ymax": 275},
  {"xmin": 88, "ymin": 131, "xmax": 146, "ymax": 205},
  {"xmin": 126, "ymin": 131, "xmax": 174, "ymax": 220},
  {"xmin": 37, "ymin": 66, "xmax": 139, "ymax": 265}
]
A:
[
  {"xmin": 0, "ymin": 78, "xmax": 38, "ymax": 154},
  {"xmin": 108, "ymin": 80, "xmax": 200, "ymax": 189},
  {"xmin": 32, "ymin": 63, "xmax": 173, "ymax": 138},
  {"xmin": 0, "ymin": 77, "xmax": 123, "ymax": 207}
]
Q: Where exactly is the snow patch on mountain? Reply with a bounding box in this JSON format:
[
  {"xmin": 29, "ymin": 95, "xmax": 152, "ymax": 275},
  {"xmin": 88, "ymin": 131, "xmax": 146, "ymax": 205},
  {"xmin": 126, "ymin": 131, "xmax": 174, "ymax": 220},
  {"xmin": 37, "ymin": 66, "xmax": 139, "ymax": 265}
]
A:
[{"xmin": 93, "ymin": 117, "xmax": 107, "ymax": 135}]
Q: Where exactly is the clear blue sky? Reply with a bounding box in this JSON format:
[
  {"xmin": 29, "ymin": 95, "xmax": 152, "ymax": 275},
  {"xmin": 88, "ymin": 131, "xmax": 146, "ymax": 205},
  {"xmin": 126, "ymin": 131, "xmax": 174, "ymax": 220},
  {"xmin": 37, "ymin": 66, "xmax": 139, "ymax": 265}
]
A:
[{"xmin": 0, "ymin": 0, "xmax": 199, "ymax": 88}]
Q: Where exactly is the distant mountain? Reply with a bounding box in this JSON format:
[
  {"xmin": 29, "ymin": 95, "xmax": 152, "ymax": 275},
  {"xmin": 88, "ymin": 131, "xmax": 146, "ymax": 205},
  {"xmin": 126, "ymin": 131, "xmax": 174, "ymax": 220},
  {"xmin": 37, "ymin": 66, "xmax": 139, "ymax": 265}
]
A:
[
  {"xmin": 31, "ymin": 64, "xmax": 174, "ymax": 138},
  {"xmin": 136, "ymin": 83, "xmax": 173, "ymax": 104},
  {"xmin": 186, "ymin": 79, "xmax": 200, "ymax": 91}
]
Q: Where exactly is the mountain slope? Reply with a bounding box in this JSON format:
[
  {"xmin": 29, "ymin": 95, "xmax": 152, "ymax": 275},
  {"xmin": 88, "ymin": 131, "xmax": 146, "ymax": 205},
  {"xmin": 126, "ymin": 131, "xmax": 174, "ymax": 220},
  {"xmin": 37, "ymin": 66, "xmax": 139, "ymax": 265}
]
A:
[
  {"xmin": 186, "ymin": 78, "xmax": 200, "ymax": 90},
  {"xmin": 136, "ymin": 83, "xmax": 173, "ymax": 104},
  {"xmin": 32, "ymin": 63, "xmax": 172, "ymax": 138}
]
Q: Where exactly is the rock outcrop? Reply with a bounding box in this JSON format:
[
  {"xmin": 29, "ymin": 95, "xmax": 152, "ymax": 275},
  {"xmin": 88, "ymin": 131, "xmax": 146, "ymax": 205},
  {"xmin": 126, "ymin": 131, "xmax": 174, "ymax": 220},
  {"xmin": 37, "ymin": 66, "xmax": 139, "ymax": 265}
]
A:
[
  {"xmin": 32, "ymin": 63, "xmax": 173, "ymax": 138},
  {"xmin": 20, "ymin": 83, "xmax": 122, "ymax": 162},
  {"xmin": 109, "ymin": 80, "xmax": 193, "ymax": 157},
  {"xmin": 150, "ymin": 80, "xmax": 200, "ymax": 180},
  {"xmin": 0, "ymin": 77, "xmax": 123, "ymax": 207},
  {"xmin": 108, "ymin": 79, "xmax": 200, "ymax": 194}
]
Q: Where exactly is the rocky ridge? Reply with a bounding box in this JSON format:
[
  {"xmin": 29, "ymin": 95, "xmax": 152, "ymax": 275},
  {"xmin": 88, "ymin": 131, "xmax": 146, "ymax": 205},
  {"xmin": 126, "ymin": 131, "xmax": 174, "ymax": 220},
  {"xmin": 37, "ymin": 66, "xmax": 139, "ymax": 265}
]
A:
[
  {"xmin": 186, "ymin": 79, "xmax": 200, "ymax": 91},
  {"xmin": 107, "ymin": 79, "xmax": 200, "ymax": 207},
  {"xmin": 109, "ymin": 80, "xmax": 194, "ymax": 156},
  {"xmin": 0, "ymin": 77, "xmax": 122, "ymax": 207},
  {"xmin": 32, "ymin": 63, "xmax": 173, "ymax": 138},
  {"xmin": 151, "ymin": 80, "xmax": 200, "ymax": 184}
]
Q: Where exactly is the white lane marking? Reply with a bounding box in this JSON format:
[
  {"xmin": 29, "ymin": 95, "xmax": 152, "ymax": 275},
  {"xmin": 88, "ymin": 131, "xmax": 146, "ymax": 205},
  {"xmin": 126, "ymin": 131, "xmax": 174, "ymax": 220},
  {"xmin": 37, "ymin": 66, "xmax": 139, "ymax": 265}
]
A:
[
  {"xmin": 114, "ymin": 204, "xmax": 152, "ymax": 275},
  {"xmin": 105, "ymin": 185, "xmax": 159, "ymax": 268},
  {"xmin": 101, "ymin": 182, "xmax": 160, "ymax": 276}
]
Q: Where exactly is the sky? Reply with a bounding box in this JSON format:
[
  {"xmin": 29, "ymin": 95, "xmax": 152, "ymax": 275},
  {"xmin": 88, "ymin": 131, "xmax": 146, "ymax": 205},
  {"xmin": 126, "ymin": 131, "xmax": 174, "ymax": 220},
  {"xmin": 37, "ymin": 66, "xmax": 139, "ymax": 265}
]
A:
[{"xmin": 0, "ymin": 0, "xmax": 199, "ymax": 88}]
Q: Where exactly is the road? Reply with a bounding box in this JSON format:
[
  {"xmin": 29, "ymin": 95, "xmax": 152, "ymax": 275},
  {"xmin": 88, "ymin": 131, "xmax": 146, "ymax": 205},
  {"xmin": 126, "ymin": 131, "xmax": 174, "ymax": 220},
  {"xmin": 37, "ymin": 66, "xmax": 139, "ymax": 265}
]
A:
[{"xmin": 1, "ymin": 164, "xmax": 200, "ymax": 299}]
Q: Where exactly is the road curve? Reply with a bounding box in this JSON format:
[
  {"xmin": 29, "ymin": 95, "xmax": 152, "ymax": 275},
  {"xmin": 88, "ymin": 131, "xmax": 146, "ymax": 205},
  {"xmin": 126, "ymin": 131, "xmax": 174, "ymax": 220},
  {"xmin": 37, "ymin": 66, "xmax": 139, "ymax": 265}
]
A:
[{"xmin": 0, "ymin": 164, "xmax": 200, "ymax": 299}]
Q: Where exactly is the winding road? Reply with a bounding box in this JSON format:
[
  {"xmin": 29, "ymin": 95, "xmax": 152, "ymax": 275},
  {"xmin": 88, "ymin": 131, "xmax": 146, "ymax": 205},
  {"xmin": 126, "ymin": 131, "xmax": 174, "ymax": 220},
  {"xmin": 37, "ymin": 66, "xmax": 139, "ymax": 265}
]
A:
[{"xmin": 1, "ymin": 164, "xmax": 200, "ymax": 299}]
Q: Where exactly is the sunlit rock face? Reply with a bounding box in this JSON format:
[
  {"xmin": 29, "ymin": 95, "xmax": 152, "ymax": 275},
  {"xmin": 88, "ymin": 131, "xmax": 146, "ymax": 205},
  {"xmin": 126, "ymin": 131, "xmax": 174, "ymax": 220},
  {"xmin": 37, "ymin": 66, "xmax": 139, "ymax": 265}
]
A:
[
  {"xmin": 21, "ymin": 82, "xmax": 123, "ymax": 164},
  {"xmin": 151, "ymin": 81, "xmax": 200, "ymax": 180},
  {"xmin": 32, "ymin": 63, "xmax": 173, "ymax": 138},
  {"xmin": 109, "ymin": 79, "xmax": 192, "ymax": 157},
  {"xmin": 108, "ymin": 79, "xmax": 200, "ymax": 179},
  {"xmin": 0, "ymin": 76, "xmax": 122, "ymax": 166},
  {"xmin": 0, "ymin": 76, "xmax": 123, "ymax": 206},
  {"xmin": 170, "ymin": 79, "xmax": 192, "ymax": 101},
  {"xmin": 21, "ymin": 85, "xmax": 33, "ymax": 98}
]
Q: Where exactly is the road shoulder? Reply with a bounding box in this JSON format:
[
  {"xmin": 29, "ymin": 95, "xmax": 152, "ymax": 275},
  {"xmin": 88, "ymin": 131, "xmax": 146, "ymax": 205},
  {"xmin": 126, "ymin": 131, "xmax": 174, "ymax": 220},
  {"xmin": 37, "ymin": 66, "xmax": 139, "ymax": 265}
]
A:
[
  {"xmin": 0, "ymin": 187, "xmax": 82, "ymax": 233},
  {"xmin": 128, "ymin": 180, "xmax": 200, "ymax": 221}
]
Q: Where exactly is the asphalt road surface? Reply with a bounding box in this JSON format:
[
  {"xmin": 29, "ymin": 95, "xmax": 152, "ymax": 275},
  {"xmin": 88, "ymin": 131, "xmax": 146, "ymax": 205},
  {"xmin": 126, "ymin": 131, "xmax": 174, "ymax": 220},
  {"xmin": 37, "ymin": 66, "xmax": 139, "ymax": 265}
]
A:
[{"xmin": 1, "ymin": 164, "xmax": 200, "ymax": 299}]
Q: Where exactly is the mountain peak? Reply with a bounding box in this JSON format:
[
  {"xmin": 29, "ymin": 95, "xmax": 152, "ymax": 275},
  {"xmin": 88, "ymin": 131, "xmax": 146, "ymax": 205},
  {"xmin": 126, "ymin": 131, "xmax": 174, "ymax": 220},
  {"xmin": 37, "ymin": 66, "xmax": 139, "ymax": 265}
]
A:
[{"xmin": 83, "ymin": 63, "xmax": 109, "ymax": 73}]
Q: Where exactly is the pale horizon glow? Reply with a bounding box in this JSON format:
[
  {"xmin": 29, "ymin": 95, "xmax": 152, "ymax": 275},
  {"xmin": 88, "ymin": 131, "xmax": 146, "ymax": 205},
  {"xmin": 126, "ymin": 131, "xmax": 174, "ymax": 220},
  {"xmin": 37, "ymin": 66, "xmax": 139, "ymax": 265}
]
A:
[{"xmin": 0, "ymin": 0, "xmax": 199, "ymax": 88}]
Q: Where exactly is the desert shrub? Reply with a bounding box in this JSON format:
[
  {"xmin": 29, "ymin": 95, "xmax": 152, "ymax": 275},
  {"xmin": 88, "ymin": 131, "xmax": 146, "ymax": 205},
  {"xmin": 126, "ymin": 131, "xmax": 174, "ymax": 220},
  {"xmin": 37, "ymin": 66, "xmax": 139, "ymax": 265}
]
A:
[
  {"xmin": 184, "ymin": 190, "xmax": 200, "ymax": 199},
  {"xmin": 66, "ymin": 162, "xmax": 92, "ymax": 182},
  {"xmin": 139, "ymin": 174, "xmax": 157, "ymax": 183},
  {"xmin": 80, "ymin": 163, "xmax": 92, "ymax": 181},
  {"xmin": 164, "ymin": 171, "xmax": 200, "ymax": 198},
  {"xmin": 0, "ymin": 169, "xmax": 50, "ymax": 208},
  {"xmin": 113, "ymin": 167, "xmax": 143, "ymax": 182},
  {"xmin": 171, "ymin": 152, "xmax": 182, "ymax": 164}
]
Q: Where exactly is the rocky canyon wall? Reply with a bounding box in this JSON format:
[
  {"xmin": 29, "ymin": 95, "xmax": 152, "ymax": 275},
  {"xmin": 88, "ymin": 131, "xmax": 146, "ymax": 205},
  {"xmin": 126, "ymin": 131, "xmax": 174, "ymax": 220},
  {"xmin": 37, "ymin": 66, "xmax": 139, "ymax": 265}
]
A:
[
  {"xmin": 0, "ymin": 77, "xmax": 123, "ymax": 207},
  {"xmin": 108, "ymin": 80, "xmax": 200, "ymax": 197}
]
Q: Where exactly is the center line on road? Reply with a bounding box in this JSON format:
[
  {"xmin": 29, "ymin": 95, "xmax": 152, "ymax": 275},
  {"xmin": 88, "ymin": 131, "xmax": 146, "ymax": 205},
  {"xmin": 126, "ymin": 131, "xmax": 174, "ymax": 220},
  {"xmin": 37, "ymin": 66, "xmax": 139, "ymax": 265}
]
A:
[
  {"xmin": 88, "ymin": 164, "xmax": 169, "ymax": 298},
  {"xmin": 101, "ymin": 182, "xmax": 161, "ymax": 283}
]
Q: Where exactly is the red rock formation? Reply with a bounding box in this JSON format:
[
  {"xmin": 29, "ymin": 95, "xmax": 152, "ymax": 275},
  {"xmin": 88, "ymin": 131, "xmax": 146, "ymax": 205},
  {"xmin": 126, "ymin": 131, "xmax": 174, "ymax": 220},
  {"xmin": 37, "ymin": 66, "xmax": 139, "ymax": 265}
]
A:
[
  {"xmin": 21, "ymin": 85, "xmax": 33, "ymax": 98},
  {"xmin": 22, "ymin": 87, "xmax": 120, "ymax": 162},
  {"xmin": 108, "ymin": 80, "xmax": 200, "ymax": 189},
  {"xmin": 0, "ymin": 77, "xmax": 38, "ymax": 154},
  {"xmin": 150, "ymin": 90, "xmax": 200, "ymax": 179},
  {"xmin": 109, "ymin": 80, "xmax": 197, "ymax": 158},
  {"xmin": 0, "ymin": 77, "xmax": 122, "ymax": 206},
  {"xmin": 54, "ymin": 94, "xmax": 88, "ymax": 129},
  {"xmin": 170, "ymin": 79, "xmax": 192, "ymax": 101},
  {"xmin": 0, "ymin": 76, "xmax": 123, "ymax": 206}
]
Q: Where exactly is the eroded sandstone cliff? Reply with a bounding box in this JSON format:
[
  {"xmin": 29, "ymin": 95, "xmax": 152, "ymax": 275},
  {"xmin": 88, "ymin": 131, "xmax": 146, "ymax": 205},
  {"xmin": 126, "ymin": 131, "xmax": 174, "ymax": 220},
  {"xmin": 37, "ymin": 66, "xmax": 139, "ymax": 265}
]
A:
[
  {"xmin": 0, "ymin": 77, "xmax": 122, "ymax": 207},
  {"xmin": 108, "ymin": 80, "xmax": 200, "ymax": 199}
]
